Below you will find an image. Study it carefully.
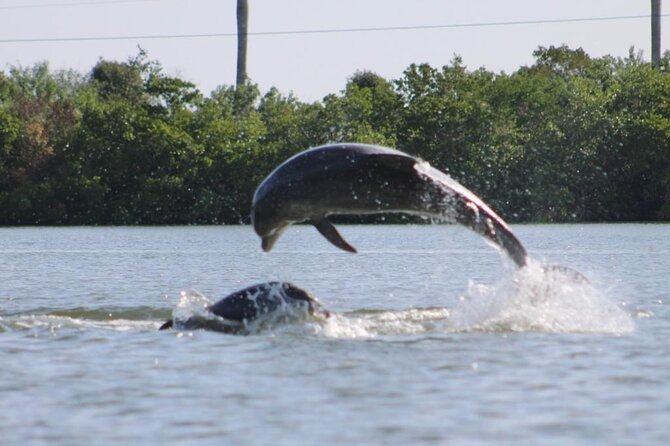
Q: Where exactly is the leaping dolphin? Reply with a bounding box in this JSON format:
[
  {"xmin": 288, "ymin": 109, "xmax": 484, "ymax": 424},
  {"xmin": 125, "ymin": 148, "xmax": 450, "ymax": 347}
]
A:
[{"xmin": 251, "ymin": 143, "xmax": 528, "ymax": 267}]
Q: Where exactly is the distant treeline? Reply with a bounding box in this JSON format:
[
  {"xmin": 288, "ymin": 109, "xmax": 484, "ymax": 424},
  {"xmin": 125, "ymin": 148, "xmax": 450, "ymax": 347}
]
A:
[{"xmin": 1, "ymin": 46, "xmax": 669, "ymax": 225}]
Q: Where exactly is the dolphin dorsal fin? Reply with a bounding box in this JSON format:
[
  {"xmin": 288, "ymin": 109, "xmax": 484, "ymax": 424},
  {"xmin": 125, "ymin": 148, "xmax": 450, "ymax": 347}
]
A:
[{"xmin": 312, "ymin": 218, "xmax": 357, "ymax": 253}]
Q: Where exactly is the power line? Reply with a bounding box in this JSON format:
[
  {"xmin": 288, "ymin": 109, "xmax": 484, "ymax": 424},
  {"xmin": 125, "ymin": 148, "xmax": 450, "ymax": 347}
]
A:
[
  {"xmin": 1, "ymin": 13, "xmax": 668, "ymax": 44},
  {"xmin": 0, "ymin": 0, "xmax": 159, "ymax": 10}
]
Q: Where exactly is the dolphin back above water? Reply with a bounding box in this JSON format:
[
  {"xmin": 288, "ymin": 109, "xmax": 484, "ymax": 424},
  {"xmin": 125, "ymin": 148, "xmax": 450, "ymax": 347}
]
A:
[
  {"xmin": 160, "ymin": 281, "xmax": 329, "ymax": 333},
  {"xmin": 251, "ymin": 143, "xmax": 528, "ymax": 267}
]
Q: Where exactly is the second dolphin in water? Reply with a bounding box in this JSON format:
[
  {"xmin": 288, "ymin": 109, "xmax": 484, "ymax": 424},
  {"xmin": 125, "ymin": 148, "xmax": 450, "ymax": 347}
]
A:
[
  {"xmin": 251, "ymin": 143, "xmax": 528, "ymax": 267},
  {"xmin": 160, "ymin": 282, "xmax": 329, "ymax": 334}
]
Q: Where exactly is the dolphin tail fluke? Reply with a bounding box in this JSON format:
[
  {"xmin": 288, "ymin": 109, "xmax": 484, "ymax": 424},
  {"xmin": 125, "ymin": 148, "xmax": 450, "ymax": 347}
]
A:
[
  {"xmin": 447, "ymin": 197, "xmax": 527, "ymax": 267},
  {"xmin": 415, "ymin": 162, "xmax": 528, "ymax": 267},
  {"xmin": 471, "ymin": 214, "xmax": 528, "ymax": 268},
  {"xmin": 498, "ymin": 230, "xmax": 528, "ymax": 268},
  {"xmin": 159, "ymin": 319, "xmax": 173, "ymax": 330},
  {"xmin": 446, "ymin": 197, "xmax": 527, "ymax": 267},
  {"xmin": 313, "ymin": 218, "xmax": 357, "ymax": 253}
]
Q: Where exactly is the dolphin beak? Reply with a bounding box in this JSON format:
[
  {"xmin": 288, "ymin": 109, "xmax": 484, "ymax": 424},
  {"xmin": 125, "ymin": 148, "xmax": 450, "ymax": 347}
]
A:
[
  {"xmin": 261, "ymin": 234, "xmax": 279, "ymax": 252},
  {"xmin": 261, "ymin": 225, "xmax": 288, "ymax": 252}
]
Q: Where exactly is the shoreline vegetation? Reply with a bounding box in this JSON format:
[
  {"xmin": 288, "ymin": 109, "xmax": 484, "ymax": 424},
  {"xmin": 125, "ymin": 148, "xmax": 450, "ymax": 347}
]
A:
[{"xmin": 1, "ymin": 45, "xmax": 669, "ymax": 225}]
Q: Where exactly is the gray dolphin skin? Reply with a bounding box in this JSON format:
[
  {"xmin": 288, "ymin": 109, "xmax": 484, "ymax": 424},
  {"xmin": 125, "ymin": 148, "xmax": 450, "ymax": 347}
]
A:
[
  {"xmin": 160, "ymin": 281, "xmax": 329, "ymax": 333},
  {"xmin": 251, "ymin": 143, "xmax": 528, "ymax": 267}
]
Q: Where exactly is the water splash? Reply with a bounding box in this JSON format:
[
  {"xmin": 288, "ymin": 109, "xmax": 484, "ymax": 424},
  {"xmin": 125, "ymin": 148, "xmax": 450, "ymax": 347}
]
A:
[
  {"xmin": 300, "ymin": 260, "xmax": 634, "ymax": 339},
  {"xmin": 1, "ymin": 265, "xmax": 633, "ymax": 338},
  {"xmin": 308, "ymin": 308, "xmax": 452, "ymax": 339},
  {"xmin": 173, "ymin": 289, "xmax": 212, "ymax": 321},
  {"xmin": 449, "ymin": 259, "xmax": 634, "ymax": 334}
]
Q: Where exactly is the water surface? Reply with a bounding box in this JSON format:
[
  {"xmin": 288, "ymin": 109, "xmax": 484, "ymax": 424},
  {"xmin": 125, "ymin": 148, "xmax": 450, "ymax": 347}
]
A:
[{"xmin": 1, "ymin": 224, "xmax": 668, "ymax": 445}]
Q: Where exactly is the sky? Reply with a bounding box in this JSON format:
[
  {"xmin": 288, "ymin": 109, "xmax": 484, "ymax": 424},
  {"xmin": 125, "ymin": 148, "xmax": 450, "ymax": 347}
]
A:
[{"xmin": 0, "ymin": 0, "xmax": 667, "ymax": 101}]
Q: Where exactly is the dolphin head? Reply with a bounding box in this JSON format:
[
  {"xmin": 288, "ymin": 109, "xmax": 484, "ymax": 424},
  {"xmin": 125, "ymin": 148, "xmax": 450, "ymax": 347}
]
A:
[
  {"xmin": 278, "ymin": 282, "xmax": 331, "ymax": 318},
  {"xmin": 250, "ymin": 143, "xmax": 414, "ymax": 253},
  {"xmin": 251, "ymin": 187, "xmax": 356, "ymax": 254},
  {"xmin": 251, "ymin": 180, "xmax": 292, "ymax": 252}
]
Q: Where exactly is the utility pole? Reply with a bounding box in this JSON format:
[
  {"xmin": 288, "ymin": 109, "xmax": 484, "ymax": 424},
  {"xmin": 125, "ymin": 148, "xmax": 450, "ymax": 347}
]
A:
[
  {"xmin": 236, "ymin": 0, "xmax": 249, "ymax": 87},
  {"xmin": 652, "ymin": 0, "xmax": 662, "ymax": 67}
]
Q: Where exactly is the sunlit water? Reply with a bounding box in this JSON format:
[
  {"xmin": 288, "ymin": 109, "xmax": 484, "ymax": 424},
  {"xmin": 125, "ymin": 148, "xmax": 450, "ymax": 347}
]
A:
[{"xmin": 0, "ymin": 224, "xmax": 668, "ymax": 445}]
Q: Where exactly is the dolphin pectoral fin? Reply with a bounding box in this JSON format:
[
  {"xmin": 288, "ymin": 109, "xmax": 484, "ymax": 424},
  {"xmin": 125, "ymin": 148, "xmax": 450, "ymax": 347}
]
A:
[{"xmin": 313, "ymin": 218, "xmax": 357, "ymax": 253}]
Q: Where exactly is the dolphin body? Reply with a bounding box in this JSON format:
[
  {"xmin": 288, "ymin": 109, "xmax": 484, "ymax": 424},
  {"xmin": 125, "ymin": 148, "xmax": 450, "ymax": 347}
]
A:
[
  {"xmin": 160, "ymin": 282, "xmax": 329, "ymax": 333},
  {"xmin": 251, "ymin": 143, "xmax": 528, "ymax": 267}
]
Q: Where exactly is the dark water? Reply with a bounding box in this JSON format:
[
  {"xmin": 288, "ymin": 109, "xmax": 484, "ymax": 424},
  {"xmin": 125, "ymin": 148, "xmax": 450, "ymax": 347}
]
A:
[{"xmin": 1, "ymin": 224, "xmax": 668, "ymax": 445}]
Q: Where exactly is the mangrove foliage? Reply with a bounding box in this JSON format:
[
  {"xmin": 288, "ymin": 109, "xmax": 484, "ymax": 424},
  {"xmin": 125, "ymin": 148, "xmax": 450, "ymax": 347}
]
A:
[{"xmin": 1, "ymin": 46, "xmax": 669, "ymax": 225}]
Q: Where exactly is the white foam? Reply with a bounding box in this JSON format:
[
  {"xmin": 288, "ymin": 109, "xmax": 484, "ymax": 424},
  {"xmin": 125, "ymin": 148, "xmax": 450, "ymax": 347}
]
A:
[
  {"xmin": 173, "ymin": 289, "xmax": 212, "ymax": 321},
  {"xmin": 449, "ymin": 259, "xmax": 635, "ymax": 335},
  {"xmin": 2, "ymin": 314, "xmax": 159, "ymax": 333},
  {"xmin": 296, "ymin": 259, "xmax": 634, "ymax": 339}
]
